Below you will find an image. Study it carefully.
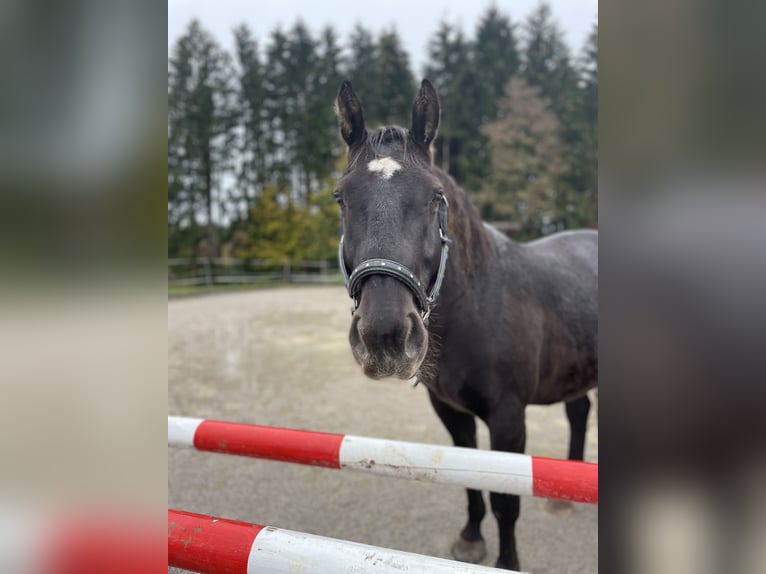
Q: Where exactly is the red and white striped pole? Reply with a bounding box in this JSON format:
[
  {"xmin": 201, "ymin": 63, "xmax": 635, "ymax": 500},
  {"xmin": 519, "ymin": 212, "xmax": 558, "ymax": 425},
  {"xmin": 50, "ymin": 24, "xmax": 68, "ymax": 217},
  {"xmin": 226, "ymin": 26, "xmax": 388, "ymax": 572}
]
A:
[
  {"xmin": 168, "ymin": 508, "xmax": 509, "ymax": 574},
  {"xmin": 0, "ymin": 507, "xmax": 165, "ymax": 574},
  {"xmin": 169, "ymin": 416, "xmax": 597, "ymax": 504}
]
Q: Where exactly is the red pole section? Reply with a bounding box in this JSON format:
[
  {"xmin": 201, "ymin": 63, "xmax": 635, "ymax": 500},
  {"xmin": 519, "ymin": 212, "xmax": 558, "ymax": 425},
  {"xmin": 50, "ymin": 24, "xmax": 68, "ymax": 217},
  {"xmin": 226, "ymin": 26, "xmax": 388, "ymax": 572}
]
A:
[
  {"xmin": 532, "ymin": 455, "xmax": 599, "ymax": 503},
  {"xmin": 169, "ymin": 509, "xmax": 264, "ymax": 574},
  {"xmin": 193, "ymin": 419, "xmax": 344, "ymax": 469}
]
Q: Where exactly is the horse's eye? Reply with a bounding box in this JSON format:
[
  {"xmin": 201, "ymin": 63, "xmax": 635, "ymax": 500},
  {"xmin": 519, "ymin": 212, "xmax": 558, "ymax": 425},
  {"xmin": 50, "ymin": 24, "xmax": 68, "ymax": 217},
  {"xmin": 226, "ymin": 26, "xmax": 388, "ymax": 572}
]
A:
[{"xmin": 333, "ymin": 190, "xmax": 345, "ymax": 206}]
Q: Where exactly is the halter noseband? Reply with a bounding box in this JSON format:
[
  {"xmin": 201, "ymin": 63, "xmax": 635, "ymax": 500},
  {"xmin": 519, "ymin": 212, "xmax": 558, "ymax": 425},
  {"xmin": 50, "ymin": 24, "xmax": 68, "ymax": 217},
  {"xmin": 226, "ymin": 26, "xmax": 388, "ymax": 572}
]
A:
[{"xmin": 338, "ymin": 195, "xmax": 451, "ymax": 326}]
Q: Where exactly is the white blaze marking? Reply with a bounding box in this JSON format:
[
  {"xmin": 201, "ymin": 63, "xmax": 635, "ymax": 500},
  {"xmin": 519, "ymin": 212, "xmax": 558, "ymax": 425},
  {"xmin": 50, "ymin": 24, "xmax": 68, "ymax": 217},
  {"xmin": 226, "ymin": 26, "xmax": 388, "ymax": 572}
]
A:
[{"xmin": 367, "ymin": 157, "xmax": 402, "ymax": 179}]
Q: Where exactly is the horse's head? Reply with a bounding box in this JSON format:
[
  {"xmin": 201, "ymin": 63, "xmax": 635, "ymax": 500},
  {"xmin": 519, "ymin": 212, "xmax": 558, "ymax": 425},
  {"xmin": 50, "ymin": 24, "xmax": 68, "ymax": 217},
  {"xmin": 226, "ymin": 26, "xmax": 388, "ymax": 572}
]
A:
[{"xmin": 335, "ymin": 79, "xmax": 448, "ymax": 380}]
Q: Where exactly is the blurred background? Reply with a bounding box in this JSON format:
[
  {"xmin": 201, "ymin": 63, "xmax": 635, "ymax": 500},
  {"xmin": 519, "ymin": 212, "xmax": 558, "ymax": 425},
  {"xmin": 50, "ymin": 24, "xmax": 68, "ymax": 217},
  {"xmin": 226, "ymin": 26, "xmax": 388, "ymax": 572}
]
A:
[{"xmin": 166, "ymin": 0, "xmax": 597, "ymax": 292}]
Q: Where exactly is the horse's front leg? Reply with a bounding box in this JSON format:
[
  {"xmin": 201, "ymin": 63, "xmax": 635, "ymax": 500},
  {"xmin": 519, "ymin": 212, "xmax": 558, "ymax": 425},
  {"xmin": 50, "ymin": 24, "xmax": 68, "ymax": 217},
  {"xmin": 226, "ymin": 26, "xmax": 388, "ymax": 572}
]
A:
[
  {"xmin": 428, "ymin": 390, "xmax": 487, "ymax": 564},
  {"xmin": 487, "ymin": 401, "xmax": 526, "ymax": 571}
]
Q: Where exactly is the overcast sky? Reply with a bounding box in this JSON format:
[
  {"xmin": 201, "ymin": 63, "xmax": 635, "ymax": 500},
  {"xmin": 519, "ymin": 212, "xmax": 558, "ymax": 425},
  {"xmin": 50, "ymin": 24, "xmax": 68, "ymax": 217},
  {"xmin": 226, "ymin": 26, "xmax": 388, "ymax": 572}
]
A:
[{"xmin": 168, "ymin": 0, "xmax": 597, "ymax": 76}]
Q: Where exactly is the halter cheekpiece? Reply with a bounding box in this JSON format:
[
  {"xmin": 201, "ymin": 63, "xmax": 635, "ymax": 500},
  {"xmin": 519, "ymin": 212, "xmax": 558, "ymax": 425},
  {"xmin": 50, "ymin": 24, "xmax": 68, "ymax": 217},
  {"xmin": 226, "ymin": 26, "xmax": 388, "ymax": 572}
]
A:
[{"xmin": 338, "ymin": 195, "xmax": 451, "ymax": 326}]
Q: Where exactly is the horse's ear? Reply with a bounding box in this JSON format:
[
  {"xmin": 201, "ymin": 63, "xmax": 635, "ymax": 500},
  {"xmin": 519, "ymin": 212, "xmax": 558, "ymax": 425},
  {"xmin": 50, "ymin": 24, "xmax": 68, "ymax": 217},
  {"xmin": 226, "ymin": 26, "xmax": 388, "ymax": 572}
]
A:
[
  {"xmin": 335, "ymin": 81, "xmax": 367, "ymax": 149},
  {"xmin": 411, "ymin": 79, "xmax": 441, "ymax": 150}
]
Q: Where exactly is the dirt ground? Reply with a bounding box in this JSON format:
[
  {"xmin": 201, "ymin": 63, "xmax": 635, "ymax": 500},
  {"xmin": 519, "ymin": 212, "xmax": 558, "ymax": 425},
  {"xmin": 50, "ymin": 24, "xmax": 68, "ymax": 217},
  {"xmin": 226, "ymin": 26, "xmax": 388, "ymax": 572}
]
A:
[{"xmin": 168, "ymin": 286, "xmax": 598, "ymax": 573}]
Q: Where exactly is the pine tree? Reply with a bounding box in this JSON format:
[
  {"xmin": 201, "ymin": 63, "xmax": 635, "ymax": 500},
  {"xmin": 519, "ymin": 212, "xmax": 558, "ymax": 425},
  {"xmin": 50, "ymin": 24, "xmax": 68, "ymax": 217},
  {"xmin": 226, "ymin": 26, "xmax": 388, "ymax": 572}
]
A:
[
  {"xmin": 552, "ymin": 22, "xmax": 598, "ymax": 230},
  {"xmin": 232, "ymin": 184, "xmax": 296, "ymax": 261},
  {"xmin": 232, "ymin": 20, "xmax": 343, "ymax": 263},
  {"xmin": 168, "ymin": 19, "xmax": 238, "ymax": 261},
  {"xmin": 423, "ymin": 8, "xmax": 521, "ymax": 191},
  {"xmin": 577, "ymin": 23, "xmax": 598, "ymax": 226},
  {"xmin": 480, "ymin": 76, "xmax": 566, "ymax": 238},
  {"xmin": 374, "ymin": 29, "xmax": 416, "ymax": 126},
  {"xmin": 474, "ymin": 6, "xmax": 520, "ymax": 121},
  {"xmin": 522, "ymin": 3, "xmax": 580, "ymax": 125},
  {"xmin": 234, "ymin": 24, "xmax": 267, "ymax": 221},
  {"xmin": 262, "ymin": 26, "xmax": 295, "ymax": 193},
  {"xmin": 344, "ymin": 24, "xmax": 381, "ymax": 125},
  {"xmin": 303, "ymin": 26, "xmax": 344, "ymax": 197},
  {"xmin": 522, "ymin": 3, "xmax": 590, "ymax": 230},
  {"xmin": 465, "ymin": 6, "xmax": 522, "ymax": 191},
  {"xmin": 261, "ymin": 21, "xmax": 341, "ymax": 205},
  {"xmin": 581, "ymin": 24, "xmax": 598, "ymax": 129},
  {"xmin": 424, "ymin": 22, "xmax": 472, "ymax": 179},
  {"xmin": 285, "ymin": 21, "xmax": 320, "ymax": 201}
]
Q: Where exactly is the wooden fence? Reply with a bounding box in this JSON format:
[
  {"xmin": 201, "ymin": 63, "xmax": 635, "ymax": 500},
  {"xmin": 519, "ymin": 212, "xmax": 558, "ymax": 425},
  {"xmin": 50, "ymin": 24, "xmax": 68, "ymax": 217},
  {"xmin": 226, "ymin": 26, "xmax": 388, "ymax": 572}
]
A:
[{"xmin": 168, "ymin": 257, "xmax": 341, "ymax": 288}]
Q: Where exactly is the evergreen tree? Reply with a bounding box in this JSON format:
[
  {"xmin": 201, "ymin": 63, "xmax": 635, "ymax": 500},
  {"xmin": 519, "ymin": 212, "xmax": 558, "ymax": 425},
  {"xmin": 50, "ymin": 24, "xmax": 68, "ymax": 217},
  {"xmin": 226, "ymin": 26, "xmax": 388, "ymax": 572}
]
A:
[
  {"xmin": 234, "ymin": 24, "xmax": 267, "ymax": 221},
  {"xmin": 522, "ymin": 3, "xmax": 591, "ymax": 230},
  {"xmin": 232, "ymin": 183, "xmax": 298, "ymax": 261},
  {"xmin": 298, "ymin": 168, "xmax": 343, "ymax": 261},
  {"xmin": 168, "ymin": 30, "xmax": 195, "ymax": 233},
  {"xmin": 424, "ymin": 22, "xmax": 473, "ymax": 179},
  {"xmin": 474, "ymin": 6, "xmax": 520, "ymax": 121},
  {"xmin": 232, "ymin": 21, "xmax": 343, "ymax": 263},
  {"xmin": 575, "ymin": 22, "xmax": 598, "ymax": 226},
  {"xmin": 168, "ymin": 19, "xmax": 238, "ymax": 259},
  {"xmin": 231, "ymin": 170, "xmax": 340, "ymax": 263},
  {"xmin": 262, "ymin": 21, "xmax": 341, "ymax": 204},
  {"xmin": 465, "ymin": 7, "xmax": 522, "ymax": 190},
  {"xmin": 522, "ymin": 2, "xmax": 575, "ymax": 111},
  {"xmin": 580, "ymin": 23, "xmax": 598, "ymax": 129},
  {"xmin": 344, "ymin": 24, "xmax": 381, "ymax": 125},
  {"xmin": 262, "ymin": 26, "xmax": 295, "ymax": 192},
  {"xmin": 285, "ymin": 20, "xmax": 320, "ymax": 201},
  {"xmin": 480, "ymin": 76, "xmax": 566, "ymax": 237},
  {"xmin": 303, "ymin": 26, "xmax": 344, "ymax": 198},
  {"xmin": 424, "ymin": 8, "xmax": 521, "ymax": 191},
  {"xmin": 521, "ymin": 2, "xmax": 579, "ymax": 139},
  {"xmin": 374, "ymin": 29, "xmax": 416, "ymax": 126}
]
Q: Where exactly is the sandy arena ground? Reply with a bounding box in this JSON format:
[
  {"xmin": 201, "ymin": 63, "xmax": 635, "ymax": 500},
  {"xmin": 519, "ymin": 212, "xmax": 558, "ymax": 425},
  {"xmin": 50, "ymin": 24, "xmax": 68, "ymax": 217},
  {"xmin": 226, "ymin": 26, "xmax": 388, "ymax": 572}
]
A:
[{"xmin": 168, "ymin": 286, "xmax": 597, "ymax": 573}]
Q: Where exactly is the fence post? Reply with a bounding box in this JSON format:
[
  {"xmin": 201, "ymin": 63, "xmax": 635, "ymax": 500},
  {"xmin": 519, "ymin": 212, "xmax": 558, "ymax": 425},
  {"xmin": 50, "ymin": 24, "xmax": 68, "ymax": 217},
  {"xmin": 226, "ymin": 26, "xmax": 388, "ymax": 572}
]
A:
[
  {"xmin": 283, "ymin": 259, "xmax": 291, "ymax": 283},
  {"xmin": 202, "ymin": 257, "xmax": 213, "ymax": 288}
]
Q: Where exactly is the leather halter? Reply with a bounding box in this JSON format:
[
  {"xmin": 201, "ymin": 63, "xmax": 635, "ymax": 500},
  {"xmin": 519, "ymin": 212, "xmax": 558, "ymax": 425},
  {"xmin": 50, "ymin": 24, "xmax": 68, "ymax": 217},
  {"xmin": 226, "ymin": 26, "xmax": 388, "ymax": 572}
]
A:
[{"xmin": 338, "ymin": 195, "xmax": 451, "ymax": 326}]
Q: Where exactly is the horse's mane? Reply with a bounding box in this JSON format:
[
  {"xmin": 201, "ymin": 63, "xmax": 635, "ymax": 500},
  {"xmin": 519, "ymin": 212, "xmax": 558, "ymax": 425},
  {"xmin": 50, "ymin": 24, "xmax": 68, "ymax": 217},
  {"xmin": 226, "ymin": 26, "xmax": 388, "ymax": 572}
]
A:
[
  {"xmin": 348, "ymin": 126, "xmax": 416, "ymax": 169},
  {"xmin": 435, "ymin": 169, "xmax": 490, "ymax": 274},
  {"xmin": 351, "ymin": 125, "xmax": 491, "ymax": 276},
  {"xmin": 366, "ymin": 126, "xmax": 410, "ymax": 153}
]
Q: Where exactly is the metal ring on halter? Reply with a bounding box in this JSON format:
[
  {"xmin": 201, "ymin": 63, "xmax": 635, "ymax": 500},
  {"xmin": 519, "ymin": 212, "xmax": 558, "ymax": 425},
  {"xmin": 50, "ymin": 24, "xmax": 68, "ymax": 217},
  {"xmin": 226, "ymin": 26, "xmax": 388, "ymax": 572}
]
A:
[{"xmin": 338, "ymin": 195, "xmax": 451, "ymax": 326}]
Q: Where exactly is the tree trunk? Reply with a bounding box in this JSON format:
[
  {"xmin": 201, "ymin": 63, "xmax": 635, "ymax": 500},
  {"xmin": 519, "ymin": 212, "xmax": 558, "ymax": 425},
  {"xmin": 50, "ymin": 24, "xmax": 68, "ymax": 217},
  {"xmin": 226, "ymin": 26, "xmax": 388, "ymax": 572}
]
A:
[
  {"xmin": 205, "ymin": 155, "xmax": 216, "ymax": 287},
  {"xmin": 442, "ymin": 137, "xmax": 450, "ymax": 174}
]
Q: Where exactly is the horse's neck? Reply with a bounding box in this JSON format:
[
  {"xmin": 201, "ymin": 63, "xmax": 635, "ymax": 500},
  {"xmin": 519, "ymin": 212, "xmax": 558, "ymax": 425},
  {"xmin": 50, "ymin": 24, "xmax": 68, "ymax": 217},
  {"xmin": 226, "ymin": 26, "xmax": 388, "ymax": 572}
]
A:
[{"xmin": 440, "ymin": 195, "xmax": 494, "ymax": 295}]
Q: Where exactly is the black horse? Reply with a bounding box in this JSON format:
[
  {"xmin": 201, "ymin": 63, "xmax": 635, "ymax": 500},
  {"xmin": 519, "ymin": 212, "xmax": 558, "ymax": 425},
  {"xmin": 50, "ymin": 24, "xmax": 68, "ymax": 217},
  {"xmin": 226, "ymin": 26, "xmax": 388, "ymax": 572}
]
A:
[{"xmin": 334, "ymin": 79, "xmax": 597, "ymax": 571}]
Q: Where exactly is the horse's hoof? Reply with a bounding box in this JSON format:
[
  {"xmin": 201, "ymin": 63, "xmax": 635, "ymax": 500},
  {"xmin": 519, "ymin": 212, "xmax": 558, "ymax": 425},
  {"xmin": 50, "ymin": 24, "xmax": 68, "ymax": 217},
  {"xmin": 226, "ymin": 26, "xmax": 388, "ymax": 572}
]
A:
[
  {"xmin": 451, "ymin": 537, "xmax": 487, "ymax": 564},
  {"xmin": 545, "ymin": 498, "xmax": 574, "ymax": 515}
]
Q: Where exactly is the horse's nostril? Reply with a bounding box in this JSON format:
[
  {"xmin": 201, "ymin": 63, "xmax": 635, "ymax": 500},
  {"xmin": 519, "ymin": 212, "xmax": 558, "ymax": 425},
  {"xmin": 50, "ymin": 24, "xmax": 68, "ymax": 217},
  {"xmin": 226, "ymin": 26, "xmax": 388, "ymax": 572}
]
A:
[
  {"xmin": 404, "ymin": 313, "xmax": 427, "ymax": 359},
  {"xmin": 349, "ymin": 315, "xmax": 369, "ymax": 361}
]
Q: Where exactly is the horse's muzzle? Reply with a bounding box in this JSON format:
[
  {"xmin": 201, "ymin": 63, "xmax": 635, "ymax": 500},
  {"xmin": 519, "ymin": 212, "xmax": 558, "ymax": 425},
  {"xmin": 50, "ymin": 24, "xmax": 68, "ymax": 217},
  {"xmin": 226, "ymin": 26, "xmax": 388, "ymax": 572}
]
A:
[{"xmin": 348, "ymin": 282, "xmax": 428, "ymax": 379}]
